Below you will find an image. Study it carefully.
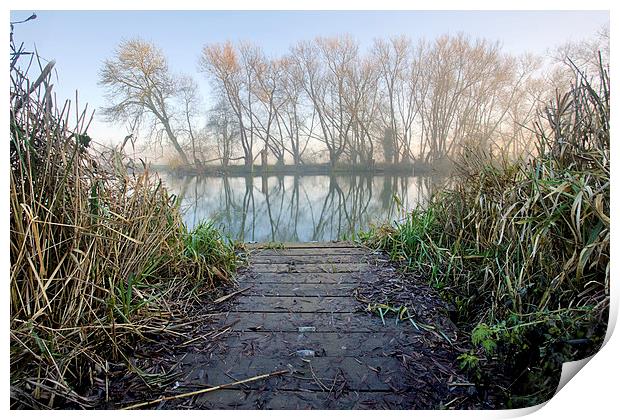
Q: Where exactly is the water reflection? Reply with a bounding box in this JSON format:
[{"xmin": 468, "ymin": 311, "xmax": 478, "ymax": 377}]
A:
[{"xmin": 161, "ymin": 174, "xmax": 443, "ymax": 242}]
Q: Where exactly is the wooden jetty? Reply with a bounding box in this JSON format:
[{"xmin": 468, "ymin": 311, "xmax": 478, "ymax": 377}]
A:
[{"xmin": 169, "ymin": 242, "xmax": 473, "ymax": 409}]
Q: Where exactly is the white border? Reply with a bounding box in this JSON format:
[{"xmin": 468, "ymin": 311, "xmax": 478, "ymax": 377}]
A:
[{"xmin": 4, "ymin": 2, "xmax": 616, "ymax": 419}]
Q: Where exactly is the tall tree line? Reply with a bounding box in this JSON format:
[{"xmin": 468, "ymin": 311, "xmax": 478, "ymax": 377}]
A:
[{"xmin": 99, "ymin": 30, "xmax": 608, "ymax": 168}]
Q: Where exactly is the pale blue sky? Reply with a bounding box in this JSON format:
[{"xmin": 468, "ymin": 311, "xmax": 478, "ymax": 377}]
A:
[{"xmin": 9, "ymin": 10, "xmax": 610, "ymax": 144}]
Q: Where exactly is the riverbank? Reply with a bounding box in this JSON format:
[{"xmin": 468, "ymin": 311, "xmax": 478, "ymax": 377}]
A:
[
  {"xmin": 10, "ymin": 51, "xmax": 238, "ymax": 408},
  {"xmin": 360, "ymin": 65, "xmax": 609, "ymax": 407},
  {"xmin": 148, "ymin": 161, "xmax": 448, "ymax": 177}
]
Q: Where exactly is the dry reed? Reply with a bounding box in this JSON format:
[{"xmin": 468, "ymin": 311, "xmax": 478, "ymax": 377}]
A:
[
  {"xmin": 10, "ymin": 43, "xmax": 236, "ymax": 408},
  {"xmin": 363, "ymin": 57, "xmax": 609, "ymax": 406}
]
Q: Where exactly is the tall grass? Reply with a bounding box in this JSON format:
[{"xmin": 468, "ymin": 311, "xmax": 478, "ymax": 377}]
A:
[
  {"xmin": 363, "ymin": 58, "xmax": 609, "ymax": 406},
  {"xmin": 10, "ymin": 46, "xmax": 236, "ymax": 407}
]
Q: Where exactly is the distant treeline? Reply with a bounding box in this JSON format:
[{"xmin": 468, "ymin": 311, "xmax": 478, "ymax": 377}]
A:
[
  {"xmin": 149, "ymin": 161, "xmax": 441, "ymax": 177},
  {"xmin": 99, "ymin": 27, "xmax": 608, "ymax": 170}
]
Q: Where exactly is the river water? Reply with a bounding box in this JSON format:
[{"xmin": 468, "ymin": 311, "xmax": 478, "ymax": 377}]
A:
[{"xmin": 160, "ymin": 173, "xmax": 444, "ymax": 243}]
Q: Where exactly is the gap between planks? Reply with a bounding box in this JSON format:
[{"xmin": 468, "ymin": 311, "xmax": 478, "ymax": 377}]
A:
[{"xmin": 244, "ymin": 242, "xmax": 362, "ymax": 249}]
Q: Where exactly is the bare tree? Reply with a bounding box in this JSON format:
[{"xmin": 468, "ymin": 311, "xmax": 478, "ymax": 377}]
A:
[
  {"xmin": 200, "ymin": 41, "xmax": 258, "ymax": 169},
  {"xmin": 206, "ymin": 98, "xmax": 239, "ymax": 167},
  {"xmin": 99, "ymin": 38, "xmax": 190, "ymax": 165},
  {"xmin": 291, "ymin": 36, "xmax": 360, "ymax": 167},
  {"xmin": 418, "ymin": 34, "xmax": 516, "ymax": 163},
  {"xmin": 373, "ymin": 36, "xmax": 409, "ymax": 163},
  {"xmin": 372, "ymin": 36, "xmax": 429, "ymax": 163},
  {"xmin": 253, "ymin": 55, "xmax": 287, "ymax": 165},
  {"xmin": 344, "ymin": 54, "xmax": 380, "ymax": 164},
  {"xmin": 277, "ymin": 56, "xmax": 315, "ymax": 165},
  {"xmin": 176, "ymin": 74, "xmax": 204, "ymax": 167},
  {"xmin": 501, "ymin": 67, "xmax": 546, "ymax": 159},
  {"xmin": 551, "ymin": 24, "xmax": 609, "ymax": 78}
]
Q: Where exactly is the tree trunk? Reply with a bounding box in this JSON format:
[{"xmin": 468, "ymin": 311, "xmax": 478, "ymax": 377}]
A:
[
  {"xmin": 245, "ymin": 155, "xmax": 254, "ymax": 172},
  {"xmin": 162, "ymin": 120, "xmax": 190, "ymax": 165},
  {"xmin": 329, "ymin": 152, "xmax": 338, "ymax": 168}
]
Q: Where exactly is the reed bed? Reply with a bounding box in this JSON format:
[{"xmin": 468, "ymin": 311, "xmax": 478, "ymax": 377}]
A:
[
  {"xmin": 363, "ymin": 59, "xmax": 609, "ymax": 406},
  {"xmin": 10, "ymin": 50, "xmax": 236, "ymax": 408}
]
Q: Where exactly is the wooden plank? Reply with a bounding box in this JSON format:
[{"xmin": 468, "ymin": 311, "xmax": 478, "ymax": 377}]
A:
[
  {"xmin": 210, "ymin": 331, "xmax": 416, "ymax": 357},
  {"xmin": 249, "ymin": 255, "xmax": 372, "ymax": 264},
  {"xmin": 244, "ymin": 241, "xmax": 360, "ymax": 249},
  {"xmin": 189, "ymin": 388, "xmax": 414, "ymax": 409},
  {"xmin": 245, "ymin": 282, "xmax": 358, "ymax": 297},
  {"xmin": 181, "ymin": 355, "xmax": 409, "ymax": 393},
  {"xmin": 251, "ymin": 248, "xmax": 371, "ymax": 257},
  {"xmin": 232, "ymin": 296, "xmax": 359, "ymax": 312},
  {"xmin": 217, "ymin": 311, "xmax": 391, "ymax": 333},
  {"xmin": 238, "ymin": 272, "xmax": 363, "ymax": 284},
  {"xmin": 250, "ymin": 263, "xmax": 370, "ymax": 273}
]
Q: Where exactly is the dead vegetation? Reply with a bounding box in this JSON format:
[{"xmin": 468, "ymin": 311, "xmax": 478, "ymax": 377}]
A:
[
  {"xmin": 362, "ymin": 57, "xmax": 609, "ymax": 406},
  {"xmin": 10, "ymin": 35, "xmax": 237, "ymax": 408}
]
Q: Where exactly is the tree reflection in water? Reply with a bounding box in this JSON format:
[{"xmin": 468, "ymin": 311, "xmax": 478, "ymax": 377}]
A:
[{"xmin": 161, "ymin": 173, "xmax": 444, "ymax": 242}]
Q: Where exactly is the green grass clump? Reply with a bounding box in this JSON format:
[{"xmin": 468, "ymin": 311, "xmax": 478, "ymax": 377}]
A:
[
  {"xmin": 363, "ymin": 60, "xmax": 609, "ymax": 407},
  {"xmin": 183, "ymin": 221, "xmax": 238, "ymax": 286}
]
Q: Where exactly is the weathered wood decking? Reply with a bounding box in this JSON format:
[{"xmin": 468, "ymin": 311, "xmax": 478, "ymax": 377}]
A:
[{"xmin": 163, "ymin": 242, "xmax": 474, "ymax": 409}]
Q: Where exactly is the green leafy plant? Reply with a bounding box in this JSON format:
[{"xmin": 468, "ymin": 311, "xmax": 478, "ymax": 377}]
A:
[
  {"xmin": 457, "ymin": 352, "xmax": 480, "ymax": 371},
  {"xmin": 472, "ymin": 323, "xmax": 498, "ymax": 355}
]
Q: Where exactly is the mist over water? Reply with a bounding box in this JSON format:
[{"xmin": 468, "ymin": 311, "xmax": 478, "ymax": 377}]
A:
[{"xmin": 161, "ymin": 173, "xmax": 443, "ymax": 242}]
